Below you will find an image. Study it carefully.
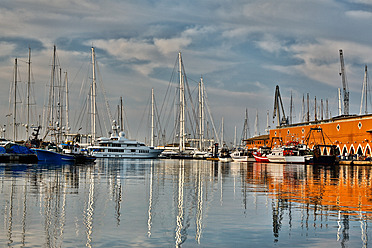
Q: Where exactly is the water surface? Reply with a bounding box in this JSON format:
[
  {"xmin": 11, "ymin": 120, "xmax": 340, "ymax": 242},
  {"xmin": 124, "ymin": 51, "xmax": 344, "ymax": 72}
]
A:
[{"xmin": 1, "ymin": 160, "xmax": 371, "ymax": 247}]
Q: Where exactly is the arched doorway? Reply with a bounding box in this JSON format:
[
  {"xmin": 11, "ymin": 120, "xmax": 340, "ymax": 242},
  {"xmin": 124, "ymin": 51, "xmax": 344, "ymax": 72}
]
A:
[
  {"xmin": 350, "ymin": 146, "xmax": 355, "ymax": 155},
  {"xmin": 366, "ymin": 146, "xmax": 371, "ymax": 156},
  {"xmin": 357, "ymin": 146, "xmax": 363, "ymax": 156},
  {"xmin": 342, "ymin": 147, "xmax": 348, "ymax": 156}
]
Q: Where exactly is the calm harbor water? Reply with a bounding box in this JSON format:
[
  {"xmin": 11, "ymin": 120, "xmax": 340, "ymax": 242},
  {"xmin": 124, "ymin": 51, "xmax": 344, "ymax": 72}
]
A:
[{"xmin": 1, "ymin": 159, "xmax": 372, "ymax": 247}]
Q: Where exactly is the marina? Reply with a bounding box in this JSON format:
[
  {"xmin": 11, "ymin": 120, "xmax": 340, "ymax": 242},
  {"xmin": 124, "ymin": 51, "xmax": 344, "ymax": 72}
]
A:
[
  {"xmin": 1, "ymin": 159, "xmax": 372, "ymax": 247},
  {"xmin": 2, "ymin": 1, "xmax": 372, "ymax": 247}
]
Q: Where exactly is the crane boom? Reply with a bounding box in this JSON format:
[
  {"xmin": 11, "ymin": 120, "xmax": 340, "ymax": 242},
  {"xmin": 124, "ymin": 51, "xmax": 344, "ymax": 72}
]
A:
[
  {"xmin": 339, "ymin": 49, "xmax": 349, "ymax": 115},
  {"xmin": 273, "ymin": 85, "xmax": 288, "ymax": 126}
]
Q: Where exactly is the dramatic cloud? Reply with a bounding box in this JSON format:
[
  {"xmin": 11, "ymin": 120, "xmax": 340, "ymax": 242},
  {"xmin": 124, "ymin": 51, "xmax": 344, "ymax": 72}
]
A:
[{"xmin": 1, "ymin": 0, "xmax": 372, "ymax": 142}]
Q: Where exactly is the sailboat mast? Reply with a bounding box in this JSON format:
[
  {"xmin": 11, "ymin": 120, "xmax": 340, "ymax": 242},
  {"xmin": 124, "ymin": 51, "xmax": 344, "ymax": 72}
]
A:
[
  {"xmin": 301, "ymin": 94, "xmax": 304, "ymax": 122},
  {"xmin": 179, "ymin": 52, "xmax": 185, "ymax": 152},
  {"xmin": 27, "ymin": 47, "xmax": 31, "ymax": 139},
  {"xmin": 265, "ymin": 110, "xmax": 270, "ymax": 134},
  {"xmin": 46, "ymin": 45, "xmax": 57, "ymax": 142},
  {"xmin": 289, "ymin": 91, "xmax": 293, "ymax": 125},
  {"xmin": 91, "ymin": 47, "xmax": 97, "ymax": 144},
  {"xmin": 120, "ymin": 97, "xmax": 124, "ymax": 132},
  {"xmin": 234, "ymin": 126, "xmax": 237, "ymax": 148},
  {"xmin": 198, "ymin": 77, "xmax": 204, "ymax": 151},
  {"xmin": 254, "ymin": 110, "xmax": 258, "ymax": 136},
  {"xmin": 221, "ymin": 117, "xmax": 224, "ymax": 146},
  {"xmin": 360, "ymin": 65, "xmax": 368, "ymax": 115},
  {"xmin": 65, "ymin": 71, "xmax": 69, "ymax": 136},
  {"xmin": 151, "ymin": 89, "xmax": 154, "ymax": 147},
  {"xmin": 58, "ymin": 68, "xmax": 63, "ymax": 143},
  {"xmin": 314, "ymin": 96, "xmax": 317, "ymax": 121},
  {"xmin": 307, "ymin": 93, "xmax": 310, "ymax": 122},
  {"xmin": 13, "ymin": 58, "xmax": 17, "ymax": 141}
]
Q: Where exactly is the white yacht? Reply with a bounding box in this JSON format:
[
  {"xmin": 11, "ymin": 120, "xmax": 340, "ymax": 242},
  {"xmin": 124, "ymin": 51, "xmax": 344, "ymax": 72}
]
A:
[{"xmin": 87, "ymin": 122, "xmax": 163, "ymax": 159}]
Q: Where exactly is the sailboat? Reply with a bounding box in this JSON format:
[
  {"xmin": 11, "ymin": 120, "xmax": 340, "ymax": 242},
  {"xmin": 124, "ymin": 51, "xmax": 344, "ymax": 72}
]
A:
[
  {"xmin": 85, "ymin": 49, "xmax": 162, "ymax": 159},
  {"xmin": 33, "ymin": 46, "xmax": 95, "ymax": 163},
  {"xmin": 230, "ymin": 109, "xmax": 255, "ymax": 162},
  {"xmin": 1, "ymin": 53, "xmax": 38, "ymax": 163},
  {"xmin": 159, "ymin": 53, "xmax": 219, "ymax": 159}
]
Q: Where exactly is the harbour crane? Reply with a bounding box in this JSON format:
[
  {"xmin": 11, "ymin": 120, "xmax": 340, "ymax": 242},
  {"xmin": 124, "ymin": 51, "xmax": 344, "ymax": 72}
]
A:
[
  {"xmin": 273, "ymin": 85, "xmax": 288, "ymax": 126},
  {"xmin": 339, "ymin": 49, "xmax": 349, "ymax": 115}
]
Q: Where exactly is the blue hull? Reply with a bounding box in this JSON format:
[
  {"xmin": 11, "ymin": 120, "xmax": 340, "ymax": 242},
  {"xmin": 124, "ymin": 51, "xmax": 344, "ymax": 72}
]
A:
[{"xmin": 33, "ymin": 149, "xmax": 75, "ymax": 162}]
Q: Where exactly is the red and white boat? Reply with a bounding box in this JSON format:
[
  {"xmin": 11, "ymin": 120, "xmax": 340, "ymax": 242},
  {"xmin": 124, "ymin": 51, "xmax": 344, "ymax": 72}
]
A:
[
  {"xmin": 253, "ymin": 147, "xmax": 271, "ymax": 163},
  {"xmin": 253, "ymin": 153, "xmax": 269, "ymax": 163}
]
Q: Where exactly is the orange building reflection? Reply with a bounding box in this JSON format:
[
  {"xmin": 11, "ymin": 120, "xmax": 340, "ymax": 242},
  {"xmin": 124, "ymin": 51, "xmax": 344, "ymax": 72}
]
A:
[{"xmin": 246, "ymin": 164, "xmax": 372, "ymax": 217}]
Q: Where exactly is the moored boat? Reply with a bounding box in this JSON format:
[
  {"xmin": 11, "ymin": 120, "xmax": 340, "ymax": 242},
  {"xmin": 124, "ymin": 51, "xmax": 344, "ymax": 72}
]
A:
[
  {"xmin": 87, "ymin": 121, "xmax": 163, "ymax": 159},
  {"xmin": 267, "ymin": 143, "xmax": 310, "ymax": 164},
  {"xmin": 33, "ymin": 148, "xmax": 75, "ymax": 163},
  {"xmin": 231, "ymin": 148, "xmax": 255, "ymax": 162},
  {"xmin": 253, "ymin": 146, "xmax": 271, "ymax": 163},
  {"xmin": 219, "ymin": 146, "xmax": 232, "ymax": 162},
  {"xmin": 0, "ymin": 142, "xmax": 38, "ymax": 163}
]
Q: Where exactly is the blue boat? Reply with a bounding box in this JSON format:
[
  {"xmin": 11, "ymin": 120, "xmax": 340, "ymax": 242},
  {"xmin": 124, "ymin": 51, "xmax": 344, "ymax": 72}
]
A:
[
  {"xmin": 0, "ymin": 142, "xmax": 38, "ymax": 163},
  {"xmin": 33, "ymin": 149, "xmax": 75, "ymax": 163}
]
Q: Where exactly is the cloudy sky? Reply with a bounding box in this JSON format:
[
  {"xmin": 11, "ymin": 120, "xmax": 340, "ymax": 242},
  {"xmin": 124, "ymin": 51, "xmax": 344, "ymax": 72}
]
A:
[{"xmin": 1, "ymin": 0, "xmax": 372, "ymax": 145}]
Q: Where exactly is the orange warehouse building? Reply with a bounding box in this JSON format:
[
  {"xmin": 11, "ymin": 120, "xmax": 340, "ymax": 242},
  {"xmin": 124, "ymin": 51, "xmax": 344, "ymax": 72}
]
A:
[{"xmin": 246, "ymin": 114, "xmax": 372, "ymax": 157}]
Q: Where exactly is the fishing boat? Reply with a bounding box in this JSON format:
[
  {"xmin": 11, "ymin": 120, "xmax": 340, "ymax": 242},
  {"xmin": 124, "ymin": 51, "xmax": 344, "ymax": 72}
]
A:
[
  {"xmin": 253, "ymin": 146, "xmax": 271, "ymax": 163},
  {"xmin": 33, "ymin": 148, "xmax": 75, "ymax": 162},
  {"xmin": 87, "ymin": 121, "xmax": 163, "ymax": 158},
  {"xmin": 267, "ymin": 143, "xmax": 310, "ymax": 164},
  {"xmin": 59, "ymin": 141, "xmax": 96, "ymax": 163},
  {"xmin": 230, "ymin": 148, "xmax": 255, "ymax": 162},
  {"xmin": 219, "ymin": 146, "xmax": 232, "ymax": 162}
]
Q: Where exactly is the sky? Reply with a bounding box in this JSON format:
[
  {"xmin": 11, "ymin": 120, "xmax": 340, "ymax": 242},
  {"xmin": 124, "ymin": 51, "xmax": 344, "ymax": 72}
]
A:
[{"xmin": 1, "ymin": 0, "xmax": 372, "ymax": 146}]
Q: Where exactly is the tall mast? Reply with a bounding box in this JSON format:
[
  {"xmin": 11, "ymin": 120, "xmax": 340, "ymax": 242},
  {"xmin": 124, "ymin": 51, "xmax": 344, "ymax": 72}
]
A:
[
  {"xmin": 120, "ymin": 97, "xmax": 124, "ymax": 132},
  {"xmin": 306, "ymin": 93, "xmax": 310, "ymax": 122},
  {"xmin": 321, "ymin": 99, "xmax": 324, "ymax": 120},
  {"xmin": 221, "ymin": 117, "xmax": 224, "ymax": 146},
  {"xmin": 91, "ymin": 47, "xmax": 97, "ymax": 143},
  {"xmin": 301, "ymin": 94, "xmax": 305, "ymax": 122},
  {"xmin": 58, "ymin": 68, "xmax": 63, "ymax": 143},
  {"xmin": 265, "ymin": 110, "xmax": 270, "ymax": 134},
  {"xmin": 198, "ymin": 77, "xmax": 204, "ymax": 151},
  {"xmin": 360, "ymin": 65, "xmax": 368, "ymax": 115},
  {"xmin": 65, "ymin": 71, "xmax": 69, "ymax": 136},
  {"xmin": 314, "ymin": 96, "xmax": 317, "ymax": 121},
  {"xmin": 151, "ymin": 89, "xmax": 154, "ymax": 147},
  {"xmin": 339, "ymin": 49, "xmax": 349, "ymax": 115},
  {"xmin": 179, "ymin": 52, "xmax": 185, "ymax": 152},
  {"xmin": 234, "ymin": 126, "xmax": 237, "ymax": 148},
  {"xmin": 50, "ymin": 45, "xmax": 57, "ymax": 142},
  {"xmin": 289, "ymin": 91, "xmax": 293, "ymax": 125},
  {"xmin": 13, "ymin": 58, "xmax": 17, "ymax": 141},
  {"xmin": 27, "ymin": 47, "xmax": 31, "ymax": 139},
  {"xmin": 241, "ymin": 108, "xmax": 250, "ymax": 145},
  {"xmin": 254, "ymin": 110, "xmax": 258, "ymax": 136}
]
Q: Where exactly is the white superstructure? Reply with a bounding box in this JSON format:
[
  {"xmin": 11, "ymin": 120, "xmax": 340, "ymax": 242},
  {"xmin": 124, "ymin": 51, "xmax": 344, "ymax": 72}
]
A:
[
  {"xmin": 87, "ymin": 121, "xmax": 163, "ymax": 158},
  {"xmin": 267, "ymin": 144, "xmax": 310, "ymax": 164}
]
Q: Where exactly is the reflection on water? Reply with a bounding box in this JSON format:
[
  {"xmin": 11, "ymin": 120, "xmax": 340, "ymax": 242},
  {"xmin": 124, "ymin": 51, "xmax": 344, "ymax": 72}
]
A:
[{"xmin": 1, "ymin": 161, "xmax": 372, "ymax": 247}]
